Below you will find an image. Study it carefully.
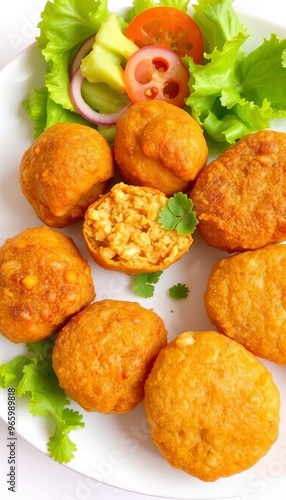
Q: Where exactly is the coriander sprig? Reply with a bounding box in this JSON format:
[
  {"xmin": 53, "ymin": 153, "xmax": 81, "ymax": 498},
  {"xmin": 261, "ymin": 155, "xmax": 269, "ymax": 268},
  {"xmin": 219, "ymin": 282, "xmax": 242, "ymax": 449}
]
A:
[
  {"xmin": 133, "ymin": 271, "xmax": 163, "ymax": 298},
  {"xmin": 168, "ymin": 283, "xmax": 189, "ymax": 300},
  {"xmin": 158, "ymin": 192, "xmax": 198, "ymax": 235}
]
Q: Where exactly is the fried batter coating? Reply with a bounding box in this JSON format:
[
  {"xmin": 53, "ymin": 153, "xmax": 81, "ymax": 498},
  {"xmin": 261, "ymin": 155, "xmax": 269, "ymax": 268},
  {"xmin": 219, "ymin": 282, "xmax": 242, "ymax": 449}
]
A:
[
  {"xmin": 0, "ymin": 226, "xmax": 95, "ymax": 343},
  {"xmin": 144, "ymin": 331, "xmax": 280, "ymax": 482},
  {"xmin": 114, "ymin": 101, "xmax": 208, "ymax": 196},
  {"xmin": 191, "ymin": 130, "xmax": 286, "ymax": 252},
  {"xmin": 205, "ymin": 244, "xmax": 286, "ymax": 364},
  {"xmin": 52, "ymin": 300, "xmax": 167, "ymax": 413},
  {"xmin": 19, "ymin": 122, "xmax": 114, "ymax": 228},
  {"xmin": 83, "ymin": 182, "xmax": 193, "ymax": 274}
]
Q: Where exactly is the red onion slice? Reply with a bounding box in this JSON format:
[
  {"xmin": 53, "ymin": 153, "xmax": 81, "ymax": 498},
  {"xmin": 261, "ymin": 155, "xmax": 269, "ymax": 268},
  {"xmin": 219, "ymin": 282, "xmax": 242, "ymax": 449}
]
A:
[
  {"xmin": 70, "ymin": 35, "xmax": 95, "ymax": 76},
  {"xmin": 70, "ymin": 68, "xmax": 132, "ymax": 125}
]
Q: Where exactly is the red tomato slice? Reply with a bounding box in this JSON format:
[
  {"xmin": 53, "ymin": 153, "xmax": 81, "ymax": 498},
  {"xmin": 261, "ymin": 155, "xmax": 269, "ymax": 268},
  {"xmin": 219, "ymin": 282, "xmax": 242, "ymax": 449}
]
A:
[
  {"xmin": 125, "ymin": 6, "xmax": 204, "ymax": 63},
  {"xmin": 124, "ymin": 46, "xmax": 190, "ymax": 108}
]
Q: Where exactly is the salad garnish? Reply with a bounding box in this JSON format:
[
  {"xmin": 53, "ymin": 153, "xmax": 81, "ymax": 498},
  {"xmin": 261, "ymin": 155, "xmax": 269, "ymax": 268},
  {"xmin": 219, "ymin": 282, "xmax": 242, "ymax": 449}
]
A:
[
  {"xmin": 124, "ymin": 45, "xmax": 190, "ymax": 107},
  {"xmin": 133, "ymin": 271, "xmax": 163, "ymax": 298},
  {"xmin": 124, "ymin": 5, "xmax": 204, "ymax": 61},
  {"xmin": 69, "ymin": 12, "xmax": 138, "ymax": 124},
  {"xmin": 168, "ymin": 282, "xmax": 189, "ymax": 300},
  {"xmin": 185, "ymin": 0, "xmax": 286, "ymax": 143},
  {"xmin": 158, "ymin": 192, "xmax": 198, "ymax": 235},
  {"xmin": 79, "ymin": 13, "xmax": 138, "ymax": 93},
  {"xmin": 0, "ymin": 337, "xmax": 85, "ymax": 463},
  {"xmin": 23, "ymin": 0, "xmax": 286, "ymax": 146}
]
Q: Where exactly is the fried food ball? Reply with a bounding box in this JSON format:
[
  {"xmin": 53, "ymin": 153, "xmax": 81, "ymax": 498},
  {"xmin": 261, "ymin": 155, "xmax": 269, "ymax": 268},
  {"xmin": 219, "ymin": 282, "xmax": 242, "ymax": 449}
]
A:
[
  {"xmin": 52, "ymin": 299, "xmax": 167, "ymax": 413},
  {"xmin": 114, "ymin": 101, "xmax": 208, "ymax": 196},
  {"xmin": 0, "ymin": 226, "xmax": 95, "ymax": 343},
  {"xmin": 144, "ymin": 331, "xmax": 280, "ymax": 482},
  {"xmin": 205, "ymin": 244, "xmax": 286, "ymax": 364},
  {"xmin": 83, "ymin": 182, "xmax": 193, "ymax": 274},
  {"xmin": 191, "ymin": 130, "xmax": 286, "ymax": 252},
  {"xmin": 19, "ymin": 122, "xmax": 114, "ymax": 228}
]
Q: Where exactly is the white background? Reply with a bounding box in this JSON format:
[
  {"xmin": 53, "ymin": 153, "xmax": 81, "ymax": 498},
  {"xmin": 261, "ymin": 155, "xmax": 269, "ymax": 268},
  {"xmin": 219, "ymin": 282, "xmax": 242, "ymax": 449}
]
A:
[{"xmin": 0, "ymin": 1, "xmax": 286, "ymax": 499}]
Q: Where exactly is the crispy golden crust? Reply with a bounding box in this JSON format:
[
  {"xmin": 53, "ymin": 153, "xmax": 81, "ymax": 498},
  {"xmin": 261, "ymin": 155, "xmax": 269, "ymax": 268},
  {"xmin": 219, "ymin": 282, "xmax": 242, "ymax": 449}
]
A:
[
  {"xmin": 144, "ymin": 331, "xmax": 280, "ymax": 482},
  {"xmin": 205, "ymin": 244, "xmax": 286, "ymax": 363},
  {"xmin": 52, "ymin": 300, "xmax": 167, "ymax": 413},
  {"xmin": 0, "ymin": 226, "xmax": 95, "ymax": 343},
  {"xmin": 114, "ymin": 101, "xmax": 208, "ymax": 196},
  {"xmin": 191, "ymin": 130, "xmax": 286, "ymax": 252},
  {"xmin": 83, "ymin": 182, "xmax": 193, "ymax": 274},
  {"xmin": 19, "ymin": 123, "xmax": 114, "ymax": 228}
]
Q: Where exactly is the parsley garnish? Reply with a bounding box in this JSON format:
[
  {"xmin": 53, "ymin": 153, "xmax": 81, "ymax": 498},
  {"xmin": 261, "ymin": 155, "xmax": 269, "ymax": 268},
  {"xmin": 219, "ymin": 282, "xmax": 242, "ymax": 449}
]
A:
[
  {"xmin": 0, "ymin": 336, "xmax": 85, "ymax": 464},
  {"xmin": 158, "ymin": 192, "xmax": 198, "ymax": 235},
  {"xmin": 133, "ymin": 271, "xmax": 163, "ymax": 298},
  {"xmin": 168, "ymin": 283, "xmax": 189, "ymax": 300}
]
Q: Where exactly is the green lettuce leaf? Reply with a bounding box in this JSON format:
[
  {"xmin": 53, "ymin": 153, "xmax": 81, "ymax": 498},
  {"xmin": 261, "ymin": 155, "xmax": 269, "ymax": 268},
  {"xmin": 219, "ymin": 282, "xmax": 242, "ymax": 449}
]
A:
[
  {"xmin": 185, "ymin": 33, "xmax": 247, "ymax": 117},
  {"xmin": 202, "ymin": 99, "xmax": 273, "ymax": 144},
  {"xmin": 184, "ymin": 0, "xmax": 286, "ymax": 144},
  {"xmin": 0, "ymin": 356, "xmax": 31, "ymax": 387},
  {"xmin": 192, "ymin": 0, "xmax": 248, "ymax": 53},
  {"xmin": 23, "ymin": 86, "xmax": 96, "ymax": 138},
  {"xmin": 239, "ymin": 34, "xmax": 286, "ymax": 112},
  {"xmin": 22, "ymin": 87, "xmax": 48, "ymax": 138},
  {"xmin": 0, "ymin": 337, "xmax": 85, "ymax": 464},
  {"xmin": 48, "ymin": 407, "xmax": 84, "ymax": 463},
  {"xmin": 37, "ymin": 0, "xmax": 109, "ymax": 111},
  {"xmin": 125, "ymin": 0, "xmax": 190, "ymax": 22}
]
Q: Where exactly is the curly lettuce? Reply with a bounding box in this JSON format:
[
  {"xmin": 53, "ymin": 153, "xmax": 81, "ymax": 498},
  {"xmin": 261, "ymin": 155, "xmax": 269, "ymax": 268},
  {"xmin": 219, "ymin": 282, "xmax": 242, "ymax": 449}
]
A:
[
  {"xmin": 38, "ymin": 0, "xmax": 109, "ymax": 110},
  {"xmin": 23, "ymin": 86, "xmax": 95, "ymax": 139},
  {"xmin": 0, "ymin": 337, "xmax": 85, "ymax": 464},
  {"xmin": 184, "ymin": 0, "xmax": 286, "ymax": 144},
  {"xmin": 125, "ymin": 0, "xmax": 191, "ymax": 22},
  {"xmin": 24, "ymin": 0, "xmax": 110, "ymax": 138}
]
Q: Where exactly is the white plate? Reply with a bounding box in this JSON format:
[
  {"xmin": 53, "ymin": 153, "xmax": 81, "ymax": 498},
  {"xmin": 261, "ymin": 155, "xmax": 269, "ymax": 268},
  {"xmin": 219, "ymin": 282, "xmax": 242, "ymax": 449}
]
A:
[{"xmin": 1, "ymin": 2, "xmax": 286, "ymax": 499}]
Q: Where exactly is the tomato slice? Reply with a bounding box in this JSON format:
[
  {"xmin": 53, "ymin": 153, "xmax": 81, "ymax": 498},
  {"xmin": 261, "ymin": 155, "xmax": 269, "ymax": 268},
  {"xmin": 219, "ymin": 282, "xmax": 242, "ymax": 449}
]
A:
[
  {"xmin": 124, "ymin": 46, "xmax": 190, "ymax": 108},
  {"xmin": 125, "ymin": 6, "xmax": 204, "ymax": 63}
]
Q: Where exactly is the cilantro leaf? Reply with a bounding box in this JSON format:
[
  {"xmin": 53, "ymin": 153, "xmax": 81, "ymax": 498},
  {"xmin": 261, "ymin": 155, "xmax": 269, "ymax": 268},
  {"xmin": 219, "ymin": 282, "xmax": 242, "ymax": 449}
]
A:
[
  {"xmin": 133, "ymin": 272, "xmax": 163, "ymax": 298},
  {"xmin": 167, "ymin": 193, "xmax": 191, "ymax": 216},
  {"xmin": 168, "ymin": 283, "xmax": 189, "ymax": 300},
  {"xmin": 158, "ymin": 205, "xmax": 178, "ymax": 231},
  {"xmin": 159, "ymin": 193, "xmax": 198, "ymax": 235},
  {"xmin": 0, "ymin": 337, "xmax": 85, "ymax": 464}
]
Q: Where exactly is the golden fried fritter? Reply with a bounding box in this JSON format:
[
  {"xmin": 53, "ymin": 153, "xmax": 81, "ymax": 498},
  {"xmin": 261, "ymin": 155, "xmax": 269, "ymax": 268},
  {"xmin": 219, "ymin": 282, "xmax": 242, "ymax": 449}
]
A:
[
  {"xmin": 83, "ymin": 182, "xmax": 193, "ymax": 274},
  {"xmin": 114, "ymin": 101, "xmax": 208, "ymax": 196},
  {"xmin": 191, "ymin": 130, "xmax": 286, "ymax": 252},
  {"xmin": 52, "ymin": 300, "xmax": 167, "ymax": 413},
  {"xmin": 0, "ymin": 226, "xmax": 95, "ymax": 343},
  {"xmin": 144, "ymin": 331, "xmax": 280, "ymax": 482},
  {"xmin": 19, "ymin": 122, "xmax": 114, "ymax": 228},
  {"xmin": 205, "ymin": 244, "xmax": 286, "ymax": 364}
]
